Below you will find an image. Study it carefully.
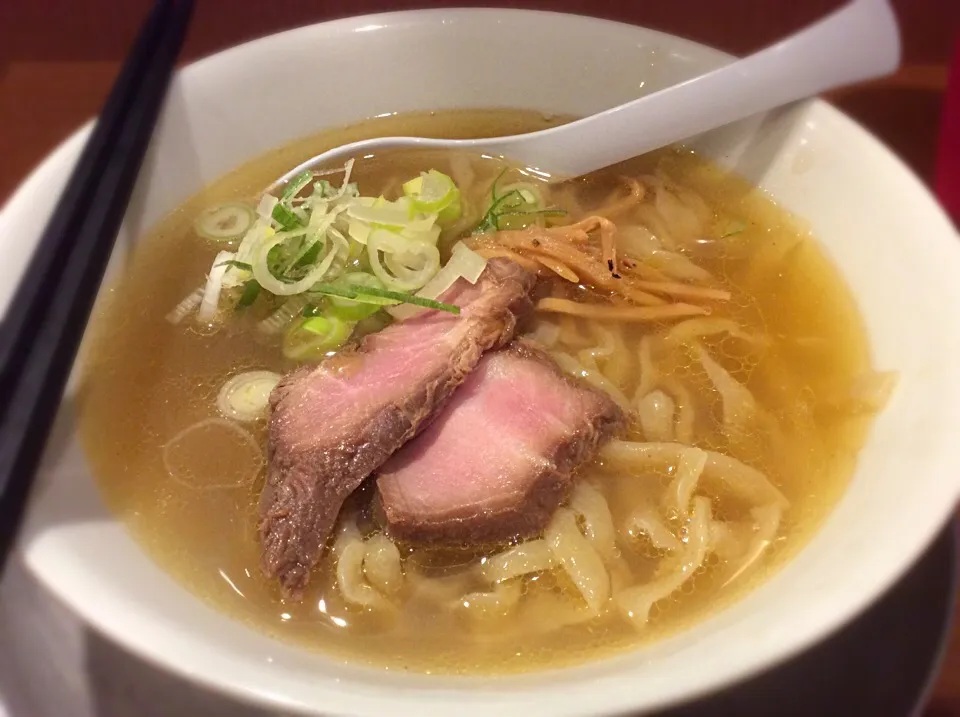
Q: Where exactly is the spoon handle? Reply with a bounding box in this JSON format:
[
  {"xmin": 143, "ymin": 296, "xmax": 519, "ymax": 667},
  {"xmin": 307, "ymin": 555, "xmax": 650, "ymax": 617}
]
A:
[{"xmin": 489, "ymin": 0, "xmax": 900, "ymax": 177}]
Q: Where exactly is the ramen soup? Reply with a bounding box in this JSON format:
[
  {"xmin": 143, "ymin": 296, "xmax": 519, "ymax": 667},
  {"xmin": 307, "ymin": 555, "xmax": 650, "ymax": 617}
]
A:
[{"xmin": 80, "ymin": 109, "xmax": 893, "ymax": 674}]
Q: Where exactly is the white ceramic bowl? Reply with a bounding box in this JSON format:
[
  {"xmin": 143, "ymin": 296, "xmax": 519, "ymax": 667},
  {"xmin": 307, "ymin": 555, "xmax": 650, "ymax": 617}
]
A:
[{"xmin": 2, "ymin": 9, "xmax": 960, "ymax": 717}]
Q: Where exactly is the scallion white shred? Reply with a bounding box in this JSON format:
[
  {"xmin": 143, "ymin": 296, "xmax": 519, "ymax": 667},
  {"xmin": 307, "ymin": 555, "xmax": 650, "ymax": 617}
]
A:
[
  {"xmin": 257, "ymin": 296, "xmax": 309, "ymax": 335},
  {"xmin": 329, "ymin": 158, "xmax": 355, "ymax": 200},
  {"xmin": 257, "ymin": 194, "xmax": 279, "ymax": 219},
  {"xmin": 198, "ymin": 250, "xmax": 234, "ymax": 322},
  {"xmin": 232, "ymin": 218, "xmax": 269, "ymax": 268},
  {"xmin": 165, "ymin": 286, "xmax": 205, "ymax": 324}
]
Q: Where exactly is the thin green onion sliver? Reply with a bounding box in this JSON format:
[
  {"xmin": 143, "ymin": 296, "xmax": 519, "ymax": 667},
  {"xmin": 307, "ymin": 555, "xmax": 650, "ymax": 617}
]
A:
[
  {"xmin": 311, "ymin": 282, "xmax": 460, "ymax": 315},
  {"xmin": 272, "ymin": 203, "xmax": 302, "ymax": 230},
  {"xmin": 281, "ymin": 171, "xmax": 314, "ymax": 202}
]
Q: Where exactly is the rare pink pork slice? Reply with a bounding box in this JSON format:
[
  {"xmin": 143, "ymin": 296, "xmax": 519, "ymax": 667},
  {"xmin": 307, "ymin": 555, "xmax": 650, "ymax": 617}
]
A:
[
  {"xmin": 375, "ymin": 343, "xmax": 625, "ymax": 545},
  {"xmin": 260, "ymin": 258, "xmax": 535, "ymax": 597}
]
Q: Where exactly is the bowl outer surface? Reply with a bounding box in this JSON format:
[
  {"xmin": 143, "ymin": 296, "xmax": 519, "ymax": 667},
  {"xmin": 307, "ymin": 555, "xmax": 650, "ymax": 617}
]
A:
[{"xmin": 1, "ymin": 9, "xmax": 960, "ymax": 717}]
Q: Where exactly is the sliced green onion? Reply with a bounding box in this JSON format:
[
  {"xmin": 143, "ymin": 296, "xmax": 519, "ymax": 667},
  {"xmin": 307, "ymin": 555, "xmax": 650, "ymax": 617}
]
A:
[
  {"xmin": 236, "ymin": 280, "xmax": 261, "ymax": 309},
  {"xmin": 473, "ymin": 171, "xmax": 562, "ymax": 234},
  {"xmin": 353, "ymin": 310, "xmax": 394, "ymax": 340},
  {"xmin": 216, "ymin": 259, "xmax": 253, "ymax": 271},
  {"xmin": 721, "ymin": 220, "xmax": 747, "ymax": 238},
  {"xmin": 346, "ymin": 237, "xmax": 365, "ymax": 263},
  {"xmin": 500, "ymin": 182, "xmax": 544, "ymax": 204},
  {"xmin": 403, "ymin": 169, "xmax": 460, "ymax": 214},
  {"xmin": 257, "ymin": 194, "xmax": 279, "ymax": 219},
  {"xmin": 281, "ymin": 171, "xmax": 314, "ymax": 202},
  {"xmin": 198, "ymin": 250, "xmax": 234, "ymax": 322},
  {"xmin": 253, "ymin": 230, "xmax": 342, "ymax": 296},
  {"xmin": 437, "ymin": 194, "xmax": 463, "ymax": 226},
  {"xmin": 307, "ymin": 159, "xmax": 357, "ymax": 202},
  {"xmin": 327, "ymin": 273, "xmax": 392, "ymax": 320},
  {"xmin": 399, "ymin": 222, "xmax": 442, "ymax": 246},
  {"xmin": 346, "ymin": 202, "xmax": 412, "ymax": 229},
  {"xmin": 367, "ymin": 229, "xmax": 440, "ymax": 292},
  {"xmin": 272, "ymin": 203, "xmax": 302, "ymax": 230},
  {"xmin": 283, "ymin": 238, "xmax": 323, "ymax": 277},
  {"xmin": 283, "ymin": 315, "xmax": 355, "ymax": 361},
  {"xmin": 309, "ymin": 283, "xmax": 397, "ymax": 306},
  {"xmin": 311, "ymin": 281, "xmax": 459, "ymax": 315},
  {"xmin": 387, "ymin": 242, "xmax": 486, "ymax": 321},
  {"xmin": 359, "ymin": 286, "xmax": 459, "ymax": 314},
  {"xmin": 497, "ymin": 208, "xmax": 568, "ymax": 230},
  {"xmin": 493, "ymin": 185, "xmax": 542, "ymax": 231},
  {"xmin": 475, "ymin": 187, "xmax": 523, "ymax": 233},
  {"xmin": 347, "ymin": 216, "xmax": 372, "ymax": 245},
  {"xmin": 259, "ymin": 296, "xmax": 309, "ymax": 335},
  {"xmin": 217, "ymin": 371, "xmax": 282, "ymax": 422},
  {"xmin": 165, "ymin": 286, "xmax": 204, "ymax": 324},
  {"xmin": 230, "ymin": 216, "xmax": 271, "ymax": 271},
  {"xmin": 402, "ymin": 170, "xmax": 462, "ymax": 227},
  {"xmin": 297, "ymin": 240, "xmax": 323, "ymax": 267},
  {"xmin": 314, "ymin": 179, "xmax": 335, "ymax": 198},
  {"xmin": 194, "ymin": 203, "xmax": 255, "ymax": 242}
]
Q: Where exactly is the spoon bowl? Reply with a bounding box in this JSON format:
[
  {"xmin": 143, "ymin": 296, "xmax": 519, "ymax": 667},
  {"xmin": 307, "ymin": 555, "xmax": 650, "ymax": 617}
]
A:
[{"xmin": 268, "ymin": 0, "xmax": 899, "ymax": 193}]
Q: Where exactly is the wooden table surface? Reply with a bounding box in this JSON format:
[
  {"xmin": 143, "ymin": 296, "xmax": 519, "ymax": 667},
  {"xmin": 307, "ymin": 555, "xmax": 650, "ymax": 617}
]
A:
[{"xmin": 0, "ymin": 0, "xmax": 958, "ymax": 714}]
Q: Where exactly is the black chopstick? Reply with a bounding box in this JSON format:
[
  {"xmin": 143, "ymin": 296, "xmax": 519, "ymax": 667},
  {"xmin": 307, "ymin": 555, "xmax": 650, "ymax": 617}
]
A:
[{"xmin": 0, "ymin": 0, "xmax": 195, "ymax": 574}]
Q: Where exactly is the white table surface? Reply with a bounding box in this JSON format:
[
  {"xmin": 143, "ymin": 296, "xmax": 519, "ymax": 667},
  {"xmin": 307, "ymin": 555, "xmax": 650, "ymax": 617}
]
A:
[{"xmin": 0, "ymin": 555, "xmax": 292, "ymax": 717}]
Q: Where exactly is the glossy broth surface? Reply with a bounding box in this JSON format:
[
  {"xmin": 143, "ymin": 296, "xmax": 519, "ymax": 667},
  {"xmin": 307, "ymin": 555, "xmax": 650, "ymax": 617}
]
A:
[{"xmin": 80, "ymin": 109, "xmax": 876, "ymax": 673}]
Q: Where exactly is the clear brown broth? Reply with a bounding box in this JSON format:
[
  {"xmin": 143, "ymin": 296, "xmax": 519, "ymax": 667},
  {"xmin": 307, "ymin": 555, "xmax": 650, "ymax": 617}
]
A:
[{"xmin": 79, "ymin": 109, "xmax": 876, "ymax": 673}]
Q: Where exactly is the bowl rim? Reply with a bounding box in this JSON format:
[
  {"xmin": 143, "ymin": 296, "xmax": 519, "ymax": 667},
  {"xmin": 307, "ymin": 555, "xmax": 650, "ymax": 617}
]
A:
[{"xmin": 4, "ymin": 7, "xmax": 960, "ymax": 717}]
